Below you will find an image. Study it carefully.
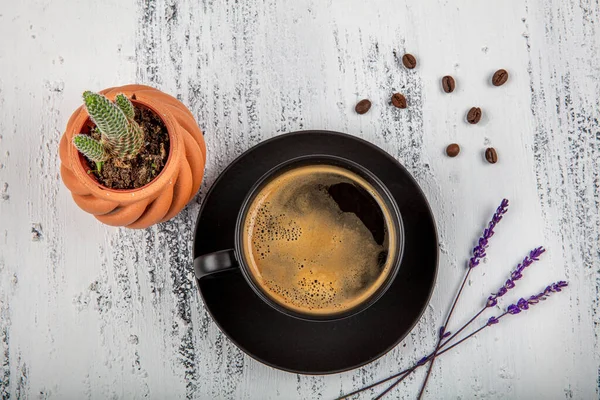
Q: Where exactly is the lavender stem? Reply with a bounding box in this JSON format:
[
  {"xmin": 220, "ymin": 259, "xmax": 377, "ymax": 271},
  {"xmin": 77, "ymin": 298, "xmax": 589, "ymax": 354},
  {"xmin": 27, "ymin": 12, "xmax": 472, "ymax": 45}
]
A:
[
  {"xmin": 439, "ymin": 307, "xmax": 486, "ymax": 349},
  {"xmin": 372, "ymin": 366, "xmax": 418, "ymax": 400},
  {"xmin": 378, "ymin": 279, "xmax": 568, "ymax": 399},
  {"xmin": 334, "ymin": 368, "xmax": 413, "ymax": 400},
  {"xmin": 335, "ymin": 275, "xmax": 566, "ymax": 400},
  {"xmin": 417, "ymin": 268, "xmax": 471, "ymax": 399},
  {"xmin": 379, "ymin": 314, "xmax": 508, "ymax": 399},
  {"xmin": 438, "ymin": 313, "xmax": 508, "ymax": 357},
  {"xmin": 337, "ymin": 308, "xmax": 488, "ymax": 400},
  {"xmin": 417, "ymin": 199, "xmax": 509, "ymax": 399}
]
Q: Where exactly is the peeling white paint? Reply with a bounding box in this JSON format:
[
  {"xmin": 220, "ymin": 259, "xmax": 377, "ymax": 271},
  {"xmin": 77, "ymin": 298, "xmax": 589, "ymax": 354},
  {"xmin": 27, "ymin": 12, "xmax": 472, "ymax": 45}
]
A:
[{"xmin": 0, "ymin": 0, "xmax": 598, "ymax": 399}]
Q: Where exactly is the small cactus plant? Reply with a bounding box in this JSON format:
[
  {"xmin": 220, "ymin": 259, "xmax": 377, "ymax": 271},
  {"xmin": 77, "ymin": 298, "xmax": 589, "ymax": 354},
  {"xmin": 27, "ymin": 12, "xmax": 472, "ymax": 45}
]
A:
[
  {"xmin": 73, "ymin": 134, "xmax": 109, "ymax": 162},
  {"xmin": 72, "ymin": 91, "xmax": 144, "ymax": 164}
]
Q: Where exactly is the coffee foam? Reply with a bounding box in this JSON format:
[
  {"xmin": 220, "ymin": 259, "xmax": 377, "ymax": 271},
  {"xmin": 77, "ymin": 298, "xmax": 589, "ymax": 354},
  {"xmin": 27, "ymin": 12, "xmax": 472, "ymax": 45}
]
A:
[{"xmin": 242, "ymin": 164, "xmax": 396, "ymax": 316}]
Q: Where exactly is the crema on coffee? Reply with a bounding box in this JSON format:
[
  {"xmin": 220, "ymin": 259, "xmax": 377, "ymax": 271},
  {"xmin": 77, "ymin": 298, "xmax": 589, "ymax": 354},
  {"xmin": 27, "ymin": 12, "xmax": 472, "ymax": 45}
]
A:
[{"xmin": 242, "ymin": 164, "xmax": 397, "ymax": 317}]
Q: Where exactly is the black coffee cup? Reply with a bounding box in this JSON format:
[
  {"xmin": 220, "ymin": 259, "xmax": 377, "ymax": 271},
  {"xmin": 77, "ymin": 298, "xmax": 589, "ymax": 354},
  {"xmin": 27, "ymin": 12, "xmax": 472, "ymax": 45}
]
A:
[{"xmin": 193, "ymin": 155, "xmax": 404, "ymax": 321}]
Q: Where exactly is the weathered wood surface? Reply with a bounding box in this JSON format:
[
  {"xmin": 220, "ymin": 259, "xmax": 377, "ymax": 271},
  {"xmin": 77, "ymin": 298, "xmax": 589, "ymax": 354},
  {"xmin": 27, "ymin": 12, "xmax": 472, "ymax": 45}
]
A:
[{"xmin": 0, "ymin": 0, "xmax": 598, "ymax": 398}]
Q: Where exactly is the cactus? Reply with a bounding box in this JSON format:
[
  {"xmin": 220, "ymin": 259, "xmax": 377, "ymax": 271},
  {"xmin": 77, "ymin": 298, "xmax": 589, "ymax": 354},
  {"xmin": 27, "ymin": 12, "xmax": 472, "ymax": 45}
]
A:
[
  {"xmin": 82, "ymin": 91, "xmax": 129, "ymax": 147},
  {"xmin": 115, "ymin": 93, "xmax": 135, "ymax": 120},
  {"xmin": 74, "ymin": 91, "xmax": 145, "ymax": 164},
  {"xmin": 110, "ymin": 119, "xmax": 145, "ymax": 158},
  {"xmin": 73, "ymin": 134, "xmax": 109, "ymax": 162}
]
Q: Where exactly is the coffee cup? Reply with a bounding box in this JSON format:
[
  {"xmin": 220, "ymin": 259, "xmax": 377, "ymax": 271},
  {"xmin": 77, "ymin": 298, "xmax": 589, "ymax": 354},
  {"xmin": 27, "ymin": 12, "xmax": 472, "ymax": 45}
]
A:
[{"xmin": 193, "ymin": 155, "xmax": 404, "ymax": 321}]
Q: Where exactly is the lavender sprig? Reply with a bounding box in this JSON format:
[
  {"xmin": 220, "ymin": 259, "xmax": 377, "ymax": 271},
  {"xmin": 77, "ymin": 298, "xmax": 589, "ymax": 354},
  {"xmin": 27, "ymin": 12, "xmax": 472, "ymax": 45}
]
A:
[
  {"xmin": 366, "ymin": 281, "xmax": 569, "ymax": 400},
  {"xmin": 506, "ymin": 281, "xmax": 568, "ymax": 314},
  {"xmin": 444, "ymin": 279, "xmax": 565, "ymax": 351},
  {"xmin": 441, "ymin": 198, "xmax": 510, "ymax": 333},
  {"xmin": 440, "ymin": 247, "xmax": 547, "ymax": 349},
  {"xmin": 469, "ymin": 198, "xmax": 509, "ymax": 268},
  {"xmin": 440, "ymin": 242, "xmax": 543, "ymax": 349},
  {"xmin": 419, "ymin": 199, "xmax": 509, "ymax": 400},
  {"xmin": 486, "ymin": 246, "xmax": 546, "ymax": 308}
]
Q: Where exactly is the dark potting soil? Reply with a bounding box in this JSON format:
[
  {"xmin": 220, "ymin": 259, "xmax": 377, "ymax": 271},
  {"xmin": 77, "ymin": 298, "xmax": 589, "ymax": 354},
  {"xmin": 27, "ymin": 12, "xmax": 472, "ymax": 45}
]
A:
[{"xmin": 86, "ymin": 106, "xmax": 170, "ymax": 190}]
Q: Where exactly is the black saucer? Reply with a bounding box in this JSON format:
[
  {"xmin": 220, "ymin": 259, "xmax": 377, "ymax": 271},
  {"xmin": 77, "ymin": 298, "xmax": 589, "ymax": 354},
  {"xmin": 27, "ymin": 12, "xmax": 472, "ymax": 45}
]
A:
[{"xmin": 193, "ymin": 131, "xmax": 438, "ymax": 374}]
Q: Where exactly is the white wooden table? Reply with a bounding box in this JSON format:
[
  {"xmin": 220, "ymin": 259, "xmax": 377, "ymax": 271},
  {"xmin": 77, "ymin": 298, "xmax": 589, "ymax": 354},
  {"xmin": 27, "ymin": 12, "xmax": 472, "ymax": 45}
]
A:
[{"xmin": 1, "ymin": 0, "xmax": 598, "ymax": 399}]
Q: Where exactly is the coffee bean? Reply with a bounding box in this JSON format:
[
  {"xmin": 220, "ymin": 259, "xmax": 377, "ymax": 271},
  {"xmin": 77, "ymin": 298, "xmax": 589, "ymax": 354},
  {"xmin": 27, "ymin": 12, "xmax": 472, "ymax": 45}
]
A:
[
  {"xmin": 391, "ymin": 93, "xmax": 407, "ymax": 109},
  {"xmin": 446, "ymin": 143, "xmax": 460, "ymax": 157},
  {"xmin": 402, "ymin": 54, "xmax": 417, "ymax": 69},
  {"xmin": 492, "ymin": 69, "xmax": 509, "ymax": 86},
  {"xmin": 485, "ymin": 147, "xmax": 498, "ymax": 164},
  {"xmin": 467, "ymin": 107, "xmax": 482, "ymax": 124},
  {"xmin": 442, "ymin": 76, "xmax": 455, "ymax": 93},
  {"xmin": 355, "ymin": 99, "xmax": 372, "ymax": 114}
]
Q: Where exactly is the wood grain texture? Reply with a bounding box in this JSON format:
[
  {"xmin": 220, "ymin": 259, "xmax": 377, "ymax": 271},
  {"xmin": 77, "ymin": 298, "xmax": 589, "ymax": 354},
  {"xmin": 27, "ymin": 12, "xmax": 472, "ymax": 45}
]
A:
[{"xmin": 0, "ymin": 0, "xmax": 598, "ymax": 399}]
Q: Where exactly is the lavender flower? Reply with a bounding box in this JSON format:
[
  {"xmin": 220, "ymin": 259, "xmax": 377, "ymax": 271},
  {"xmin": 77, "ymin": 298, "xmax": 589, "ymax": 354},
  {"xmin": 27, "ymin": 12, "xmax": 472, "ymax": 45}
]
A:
[
  {"xmin": 495, "ymin": 281, "xmax": 568, "ymax": 319},
  {"xmin": 533, "ymin": 281, "xmax": 568, "ymax": 301},
  {"xmin": 417, "ymin": 357, "xmax": 428, "ymax": 366},
  {"xmin": 510, "ymin": 246, "xmax": 545, "ymax": 281},
  {"xmin": 517, "ymin": 298, "xmax": 529, "ymax": 310},
  {"xmin": 486, "ymin": 246, "xmax": 546, "ymax": 307},
  {"xmin": 507, "ymin": 304, "xmax": 521, "ymax": 314},
  {"xmin": 469, "ymin": 199, "xmax": 509, "ymax": 268}
]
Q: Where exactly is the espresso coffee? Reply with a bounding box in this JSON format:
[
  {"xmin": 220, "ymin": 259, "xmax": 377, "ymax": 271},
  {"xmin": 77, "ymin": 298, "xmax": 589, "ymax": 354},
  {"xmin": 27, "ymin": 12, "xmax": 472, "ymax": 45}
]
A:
[{"xmin": 242, "ymin": 164, "xmax": 397, "ymax": 317}]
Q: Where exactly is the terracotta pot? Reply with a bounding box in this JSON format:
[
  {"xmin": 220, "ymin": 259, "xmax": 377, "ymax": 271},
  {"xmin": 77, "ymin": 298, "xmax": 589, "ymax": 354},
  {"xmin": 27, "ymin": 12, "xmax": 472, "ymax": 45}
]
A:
[{"xmin": 59, "ymin": 84, "xmax": 206, "ymax": 229}]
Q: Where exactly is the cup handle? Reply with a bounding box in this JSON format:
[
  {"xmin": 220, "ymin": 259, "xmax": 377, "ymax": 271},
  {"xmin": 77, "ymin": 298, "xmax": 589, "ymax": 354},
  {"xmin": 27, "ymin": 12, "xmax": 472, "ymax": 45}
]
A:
[{"xmin": 193, "ymin": 249, "xmax": 239, "ymax": 280}]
